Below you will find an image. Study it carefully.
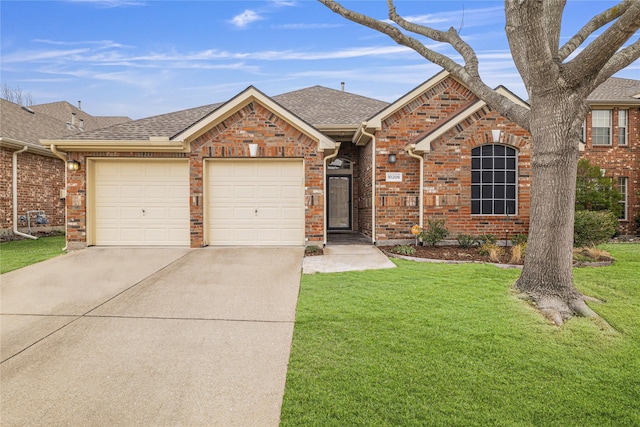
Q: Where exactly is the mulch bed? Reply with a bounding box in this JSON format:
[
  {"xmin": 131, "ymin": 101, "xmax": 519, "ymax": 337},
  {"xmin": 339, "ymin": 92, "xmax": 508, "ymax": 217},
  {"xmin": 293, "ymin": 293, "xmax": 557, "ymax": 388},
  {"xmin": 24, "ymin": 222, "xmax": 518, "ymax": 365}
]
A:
[{"xmin": 387, "ymin": 245, "xmax": 522, "ymax": 265}]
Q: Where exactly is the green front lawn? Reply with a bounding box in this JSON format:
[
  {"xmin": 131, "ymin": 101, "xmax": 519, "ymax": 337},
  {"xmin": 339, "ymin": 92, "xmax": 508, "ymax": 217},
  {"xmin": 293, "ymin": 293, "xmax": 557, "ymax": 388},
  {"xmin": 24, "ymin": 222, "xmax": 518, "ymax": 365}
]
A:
[
  {"xmin": 0, "ymin": 235, "xmax": 67, "ymax": 274},
  {"xmin": 282, "ymin": 244, "xmax": 640, "ymax": 426}
]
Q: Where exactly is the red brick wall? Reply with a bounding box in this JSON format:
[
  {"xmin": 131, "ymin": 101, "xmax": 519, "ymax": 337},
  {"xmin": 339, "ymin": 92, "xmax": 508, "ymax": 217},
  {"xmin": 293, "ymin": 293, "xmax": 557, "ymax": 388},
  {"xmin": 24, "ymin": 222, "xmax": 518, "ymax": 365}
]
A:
[
  {"xmin": 357, "ymin": 140, "xmax": 373, "ymax": 237},
  {"xmin": 581, "ymin": 107, "xmax": 639, "ymax": 234},
  {"xmin": 189, "ymin": 101, "xmax": 325, "ymax": 247},
  {"xmin": 1, "ymin": 147, "xmax": 65, "ymax": 236},
  {"xmin": 370, "ymin": 76, "xmax": 532, "ymax": 243},
  {"xmin": 423, "ymin": 108, "xmax": 532, "ymax": 239}
]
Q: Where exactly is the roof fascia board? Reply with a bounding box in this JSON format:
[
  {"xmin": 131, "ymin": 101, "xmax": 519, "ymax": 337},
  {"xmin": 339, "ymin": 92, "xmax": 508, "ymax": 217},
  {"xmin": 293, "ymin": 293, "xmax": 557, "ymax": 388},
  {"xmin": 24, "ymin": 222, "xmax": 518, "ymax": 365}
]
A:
[
  {"xmin": 173, "ymin": 86, "xmax": 336, "ymax": 152},
  {"xmin": 0, "ymin": 137, "xmax": 59, "ymax": 158},
  {"xmin": 587, "ymin": 101, "xmax": 640, "ymax": 107},
  {"xmin": 414, "ymin": 86, "xmax": 530, "ymax": 153},
  {"xmin": 40, "ymin": 138, "xmax": 187, "ymax": 152}
]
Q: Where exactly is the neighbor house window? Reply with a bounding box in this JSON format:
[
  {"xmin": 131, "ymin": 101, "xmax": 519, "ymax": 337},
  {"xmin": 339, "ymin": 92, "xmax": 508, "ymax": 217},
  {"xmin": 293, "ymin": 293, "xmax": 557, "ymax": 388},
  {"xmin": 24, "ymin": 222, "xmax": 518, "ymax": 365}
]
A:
[
  {"xmin": 579, "ymin": 120, "xmax": 585, "ymax": 142},
  {"xmin": 592, "ymin": 110, "xmax": 612, "ymax": 145},
  {"xmin": 618, "ymin": 177, "xmax": 628, "ymax": 220},
  {"xmin": 618, "ymin": 110, "xmax": 628, "ymax": 145},
  {"xmin": 471, "ymin": 145, "xmax": 517, "ymax": 215}
]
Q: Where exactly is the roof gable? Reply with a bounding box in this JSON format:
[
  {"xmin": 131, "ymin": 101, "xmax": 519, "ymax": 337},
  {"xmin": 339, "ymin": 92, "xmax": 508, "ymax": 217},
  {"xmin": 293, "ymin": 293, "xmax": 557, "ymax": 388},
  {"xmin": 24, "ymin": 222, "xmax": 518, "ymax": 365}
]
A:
[
  {"xmin": 174, "ymin": 86, "xmax": 336, "ymax": 151},
  {"xmin": 413, "ymin": 86, "xmax": 529, "ymax": 152}
]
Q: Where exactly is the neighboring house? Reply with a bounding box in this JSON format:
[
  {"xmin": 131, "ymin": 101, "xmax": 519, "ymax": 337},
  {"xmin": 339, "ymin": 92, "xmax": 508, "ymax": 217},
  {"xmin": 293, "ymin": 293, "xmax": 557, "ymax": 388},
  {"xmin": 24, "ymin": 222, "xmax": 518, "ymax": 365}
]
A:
[
  {"xmin": 581, "ymin": 78, "xmax": 640, "ymax": 235},
  {"xmin": 0, "ymin": 99, "xmax": 130, "ymax": 237},
  {"xmin": 40, "ymin": 71, "xmax": 638, "ymax": 250}
]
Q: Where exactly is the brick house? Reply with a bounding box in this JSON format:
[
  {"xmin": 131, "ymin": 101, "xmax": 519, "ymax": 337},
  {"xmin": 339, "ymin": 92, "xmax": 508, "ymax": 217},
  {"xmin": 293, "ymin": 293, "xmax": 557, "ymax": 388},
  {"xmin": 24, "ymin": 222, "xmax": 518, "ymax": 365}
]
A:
[
  {"xmin": 580, "ymin": 78, "xmax": 640, "ymax": 235},
  {"xmin": 1, "ymin": 99, "xmax": 130, "ymax": 237},
  {"xmin": 40, "ymin": 71, "xmax": 638, "ymax": 250}
]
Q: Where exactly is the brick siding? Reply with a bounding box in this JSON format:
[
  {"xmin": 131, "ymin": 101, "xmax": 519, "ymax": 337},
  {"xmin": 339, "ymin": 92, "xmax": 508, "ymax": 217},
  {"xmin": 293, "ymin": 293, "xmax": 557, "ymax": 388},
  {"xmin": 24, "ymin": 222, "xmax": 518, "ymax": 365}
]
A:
[
  {"xmin": 1, "ymin": 147, "xmax": 65, "ymax": 236},
  {"xmin": 581, "ymin": 107, "xmax": 639, "ymax": 234}
]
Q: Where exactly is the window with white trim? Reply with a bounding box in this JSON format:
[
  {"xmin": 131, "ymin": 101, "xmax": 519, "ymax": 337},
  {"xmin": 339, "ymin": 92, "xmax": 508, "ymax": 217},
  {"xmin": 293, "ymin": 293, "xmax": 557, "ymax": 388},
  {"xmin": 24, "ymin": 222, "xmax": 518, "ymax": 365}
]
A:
[
  {"xmin": 592, "ymin": 110, "xmax": 612, "ymax": 145},
  {"xmin": 471, "ymin": 145, "xmax": 517, "ymax": 215},
  {"xmin": 618, "ymin": 177, "xmax": 628, "ymax": 220},
  {"xmin": 618, "ymin": 110, "xmax": 628, "ymax": 146}
]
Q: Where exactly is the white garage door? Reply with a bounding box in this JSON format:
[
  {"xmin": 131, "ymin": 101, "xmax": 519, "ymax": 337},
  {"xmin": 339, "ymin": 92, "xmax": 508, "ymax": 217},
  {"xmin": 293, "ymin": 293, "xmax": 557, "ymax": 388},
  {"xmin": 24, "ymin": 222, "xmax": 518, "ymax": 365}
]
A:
[
  {"xmin": 207, "ymin": 160, "xmax": 304, "ymax": 246},
  {"xmin": 93, "ymin": 160, "xmax": 190, "ymax": 246}
]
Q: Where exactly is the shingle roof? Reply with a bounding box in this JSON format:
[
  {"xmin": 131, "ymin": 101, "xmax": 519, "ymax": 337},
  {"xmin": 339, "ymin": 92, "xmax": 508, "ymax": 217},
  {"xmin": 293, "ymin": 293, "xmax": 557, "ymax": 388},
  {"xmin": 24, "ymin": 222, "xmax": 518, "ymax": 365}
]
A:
[
  {"xmin": 30, "ymin": 101, "xmax": 131, "ymax": 131},
  {"xmin": 0, "ymin": 99, "xmax": 78, "ymax": 153},
  {"xmin": 67, "ymin": 103, "xmax": 222, "ymax": 141},
  {"xmin": 273, "ymin": 85, "xmax": 389, "ymax": 126},
  {"xmin": 587, "ymin": 77, "xmax": 640, "ymax": 104},
  {"xmin": 57, "ymin": 86, "xmax": 389, "ymax": 142}
]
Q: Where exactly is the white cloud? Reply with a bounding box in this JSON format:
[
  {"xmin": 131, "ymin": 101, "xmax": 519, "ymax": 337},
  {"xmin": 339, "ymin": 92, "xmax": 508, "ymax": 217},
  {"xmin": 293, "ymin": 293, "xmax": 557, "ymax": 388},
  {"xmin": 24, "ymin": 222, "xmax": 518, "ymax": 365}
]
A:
[
  {"xmin": 230, "ymin": 9, "xmax": 264, "ymax": 28},
  {"xmin": 64, "ymin": 0, "xmax": 146, "ymax": 7}
]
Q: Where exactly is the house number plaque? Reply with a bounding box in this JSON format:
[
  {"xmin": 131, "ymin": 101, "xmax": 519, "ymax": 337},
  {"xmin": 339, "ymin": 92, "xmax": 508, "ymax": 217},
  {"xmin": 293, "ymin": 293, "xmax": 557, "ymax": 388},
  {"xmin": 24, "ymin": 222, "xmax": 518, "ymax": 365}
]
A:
[{"xmin": 386, "ymin": 172, "xmax": 403, "ymax": 182}]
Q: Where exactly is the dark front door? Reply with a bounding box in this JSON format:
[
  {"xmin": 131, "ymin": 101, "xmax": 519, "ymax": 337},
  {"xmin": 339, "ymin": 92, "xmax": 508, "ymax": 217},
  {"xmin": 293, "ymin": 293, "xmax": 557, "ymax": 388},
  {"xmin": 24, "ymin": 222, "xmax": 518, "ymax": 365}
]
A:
[{"xmin": 327, "ymin": 175, "xmax": 352, "ymax": 230}]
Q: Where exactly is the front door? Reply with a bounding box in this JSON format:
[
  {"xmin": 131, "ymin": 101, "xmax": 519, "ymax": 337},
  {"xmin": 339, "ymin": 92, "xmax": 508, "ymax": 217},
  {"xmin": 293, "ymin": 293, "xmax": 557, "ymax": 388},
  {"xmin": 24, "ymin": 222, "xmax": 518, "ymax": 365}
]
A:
[{"xmin": 327, "ymin": 175, "xmax": 352, "ymax": 230}]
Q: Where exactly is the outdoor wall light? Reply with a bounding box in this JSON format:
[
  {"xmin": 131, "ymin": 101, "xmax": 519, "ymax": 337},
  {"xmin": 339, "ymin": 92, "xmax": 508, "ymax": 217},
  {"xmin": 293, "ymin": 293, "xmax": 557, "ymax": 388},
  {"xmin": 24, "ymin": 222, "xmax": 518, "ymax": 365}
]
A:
[
  {"xmin": 248, "ymin": 143, "xmax": 258, "ymax": 157},
  {"xmin": 491, "ymin": 129, "xmax": 502, "ymax": 143},
  {"xmin": 67, "ymin": 160, "xmax": 80, "ymax": 171},
  {"xmin": 388, "ymin": 153, "xmax": 397, "ymax": 164}
]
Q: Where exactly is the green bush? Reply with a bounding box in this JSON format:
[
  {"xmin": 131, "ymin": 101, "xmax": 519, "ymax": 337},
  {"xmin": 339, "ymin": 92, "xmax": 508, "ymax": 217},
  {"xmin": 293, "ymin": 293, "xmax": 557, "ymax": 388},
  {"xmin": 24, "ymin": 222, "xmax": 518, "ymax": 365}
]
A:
[
  {"xmin": 420, "ymin": 219, "xmax": 448, "ymax": 246},
  {"xmin": 574, "ymin": 210, "xmax": 618, "ymax": 247},
  {"xmin": 510, "ymin": 234, "xmax": 528, "ymax": 246},
  {"xmin": 477, "ymin": 234, "xmax": 497, "ymax": 246},
  {"xmin": 457, "ymin": 234, "xmax": 478, "ymax": 248}
]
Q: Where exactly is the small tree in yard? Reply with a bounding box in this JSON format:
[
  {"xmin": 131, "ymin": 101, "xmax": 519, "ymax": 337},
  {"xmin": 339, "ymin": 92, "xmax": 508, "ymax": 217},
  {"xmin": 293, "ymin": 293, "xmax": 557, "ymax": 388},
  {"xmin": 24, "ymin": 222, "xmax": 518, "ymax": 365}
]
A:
[
  {"xmin": 575, "ymin": 159, "xmax": 623, "ymax": 218},
  {"xmin": 319, "ymin": 0, "xmax": 640, "ymax": 325}
]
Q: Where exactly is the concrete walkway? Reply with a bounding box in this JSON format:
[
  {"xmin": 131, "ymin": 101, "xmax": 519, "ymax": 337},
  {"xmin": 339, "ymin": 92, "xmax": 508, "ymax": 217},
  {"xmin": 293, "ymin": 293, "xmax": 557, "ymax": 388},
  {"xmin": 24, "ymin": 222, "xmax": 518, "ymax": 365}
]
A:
[
  {"xmin": 1, "ymin": 247, "xmax": 303, "ymax": 427},
  {"xmin": 302, "ymin": 244, "xmax": 396, "ymax": 274}
]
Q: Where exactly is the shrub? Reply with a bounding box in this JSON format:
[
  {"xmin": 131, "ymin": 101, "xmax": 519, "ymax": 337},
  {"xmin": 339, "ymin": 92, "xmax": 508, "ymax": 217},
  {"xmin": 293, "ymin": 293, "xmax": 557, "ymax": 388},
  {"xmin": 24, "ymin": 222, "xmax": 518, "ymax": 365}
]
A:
[
  {"xmin": 510, "ymin": 243, "xmax": 527, "ymax": 264},
  {"xmin": 457, "ymin": 234, "xmax": 478, "ymax": 249},
  {"xmin": 477, "ymin": 234, "xmax": 497, "ymax": 246},
  {"xmin": 420, "ymin": 219, "xmax": 448, "ymax": 246},
  {"xmin": 574, "ymin": 210, "xmax": 618, "ymax": 247},
  {"xmin": 393, "ymin": 245, "xmax": 416, "ymax": 255},
  {"xmin": 479, "ymin": 243, "xmax": 504, "ymax": 262},
  {"xmin": 510, "ymin": 234, "xmax": 528, "ymax": 246}
]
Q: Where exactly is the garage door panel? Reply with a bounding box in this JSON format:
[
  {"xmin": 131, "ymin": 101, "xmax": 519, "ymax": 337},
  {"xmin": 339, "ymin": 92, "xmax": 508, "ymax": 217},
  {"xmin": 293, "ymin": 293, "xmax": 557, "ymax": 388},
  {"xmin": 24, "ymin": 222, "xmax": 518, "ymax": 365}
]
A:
[
  {"xmin": 93, "ymin": 160, "xmax": 189, "ymax": 246},
  {"xmin": 233, "ymin": 185, "xmax": 257, "ymax": 199},
  {"xmin": 207, "ymin": 160, "xmax": 304, "ymax": 246}
]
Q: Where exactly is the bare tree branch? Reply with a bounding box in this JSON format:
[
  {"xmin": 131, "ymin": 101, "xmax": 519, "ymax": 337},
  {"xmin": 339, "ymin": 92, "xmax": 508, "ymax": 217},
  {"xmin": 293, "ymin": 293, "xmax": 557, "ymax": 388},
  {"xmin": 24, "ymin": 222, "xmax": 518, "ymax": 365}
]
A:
[
  {"xmin": 386, "ymin": 0, "xmax": 480, "ymax": 77},
  {"xmin": 558, "ymin": 0, "xmax": 634, "ymax": 62},
  {"xmin": 594, "ymin": 38, "xmax": 640, "ymax": 88},
  {"xmin": 565, "ymin": 2, "xmax": 640, "ymax": 86},
  {"xmin": 318, "ymin": 0, "xmax": 531, "ymax": 129}
]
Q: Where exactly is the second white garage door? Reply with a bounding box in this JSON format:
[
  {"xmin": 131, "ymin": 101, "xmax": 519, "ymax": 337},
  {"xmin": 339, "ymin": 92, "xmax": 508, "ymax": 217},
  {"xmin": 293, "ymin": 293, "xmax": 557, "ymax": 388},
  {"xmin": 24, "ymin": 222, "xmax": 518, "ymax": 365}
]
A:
[{"xmin": 207, "ymin": 160, "xmax": 305, "ymax": 246}]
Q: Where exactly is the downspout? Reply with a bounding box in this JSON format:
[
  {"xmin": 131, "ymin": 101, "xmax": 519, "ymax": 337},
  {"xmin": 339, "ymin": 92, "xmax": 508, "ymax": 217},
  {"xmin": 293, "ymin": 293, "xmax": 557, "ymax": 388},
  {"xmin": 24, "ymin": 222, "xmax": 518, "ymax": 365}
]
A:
[
  {"xmin": 323, "ymin": 142, "xmax": 342, "ymax": 246},
  {"xmin": 12, "ymin": 147, "xmax": 38, "ymax": 240},
  {"xmin": 360, "ymin": 123, "xmax": 377, "ymax": 244},
  {"xmin": 406, "ymin": 144, "xmax": 424, "ymax": 230},
  {"xmin": 50, "ymin": 144, "xmax": 68, "ymax": 251}
]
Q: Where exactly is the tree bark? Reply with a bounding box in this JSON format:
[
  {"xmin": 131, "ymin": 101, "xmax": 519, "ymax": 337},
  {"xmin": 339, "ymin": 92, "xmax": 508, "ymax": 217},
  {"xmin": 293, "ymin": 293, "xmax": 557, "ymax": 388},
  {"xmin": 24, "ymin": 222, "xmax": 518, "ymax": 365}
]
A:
[{"xmin": 514, "ymin": 92, "xmax": 585, "ymax": 324}]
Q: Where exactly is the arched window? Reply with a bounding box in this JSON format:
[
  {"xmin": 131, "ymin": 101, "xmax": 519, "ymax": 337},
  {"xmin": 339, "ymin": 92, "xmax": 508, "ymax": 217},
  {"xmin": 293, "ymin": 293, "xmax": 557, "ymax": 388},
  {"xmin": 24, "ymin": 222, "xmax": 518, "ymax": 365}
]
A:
[{"xmin": 471, "ymin": 145, "xmax": 517, "ymax": 215}]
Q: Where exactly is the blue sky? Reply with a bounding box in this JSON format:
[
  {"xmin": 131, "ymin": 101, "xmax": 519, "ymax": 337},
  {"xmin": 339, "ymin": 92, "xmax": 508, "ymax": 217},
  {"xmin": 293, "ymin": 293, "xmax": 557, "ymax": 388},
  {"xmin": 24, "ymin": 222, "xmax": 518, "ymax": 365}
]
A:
[{"xmin": 1, "ymin": 1, "xmax": 638, "ymax": 119}]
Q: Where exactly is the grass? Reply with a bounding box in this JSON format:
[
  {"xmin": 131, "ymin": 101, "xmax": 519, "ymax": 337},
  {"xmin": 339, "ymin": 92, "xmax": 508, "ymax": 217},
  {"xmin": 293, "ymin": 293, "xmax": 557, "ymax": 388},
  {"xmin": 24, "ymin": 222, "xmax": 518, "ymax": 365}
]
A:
[
  {"xmin": 281, "ymin": 244, "xmax": 640, "ymax": 426},
  {"xmin": 0, "ymin": 235, "xmax": 67, "ymax": 274}
]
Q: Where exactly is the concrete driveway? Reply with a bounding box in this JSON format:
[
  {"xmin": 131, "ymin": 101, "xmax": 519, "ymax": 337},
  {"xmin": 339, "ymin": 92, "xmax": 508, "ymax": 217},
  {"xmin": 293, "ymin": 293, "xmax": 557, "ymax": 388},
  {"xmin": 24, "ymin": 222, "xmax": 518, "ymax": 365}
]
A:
[{"xmin": 1, "ymin": 246, "xmax": 303, "ymax": 426}]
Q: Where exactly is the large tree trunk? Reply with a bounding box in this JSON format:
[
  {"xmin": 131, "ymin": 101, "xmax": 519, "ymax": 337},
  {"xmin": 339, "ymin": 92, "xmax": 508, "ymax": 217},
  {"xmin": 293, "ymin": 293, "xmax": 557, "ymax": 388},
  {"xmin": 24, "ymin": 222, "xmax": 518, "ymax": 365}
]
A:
[{"xmin": 514, "ymin": 94, "xmax": 595, "ymax": 325}]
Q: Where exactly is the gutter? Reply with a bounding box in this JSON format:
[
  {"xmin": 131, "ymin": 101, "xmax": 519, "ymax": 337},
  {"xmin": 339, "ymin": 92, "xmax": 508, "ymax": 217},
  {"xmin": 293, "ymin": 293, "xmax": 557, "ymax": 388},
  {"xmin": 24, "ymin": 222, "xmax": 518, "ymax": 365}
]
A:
[
  {"xmin": 406, "ymin": 144, "xmax": 424, "ymax": 230},
  {"xmin": 50, "ymin": 144, "xmax": 69, "ymax": 251},
  {"xmin": 12, "ymin": 147, "xmax": 37, "ymax": 240},
  {"xmin": 360, "ymin": 123, "xmax": 377, "ymax": 244},
  {"xmin": 323, "ymin": 142, "xmax": 342, "ymax": 246}
]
